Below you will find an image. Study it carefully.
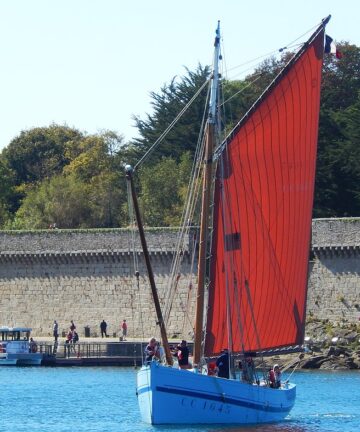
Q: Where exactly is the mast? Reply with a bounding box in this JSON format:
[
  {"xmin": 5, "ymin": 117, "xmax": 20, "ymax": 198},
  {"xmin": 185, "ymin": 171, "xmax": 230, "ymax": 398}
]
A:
[
  {"xmin": 125, "ymin": 165, "xmax": 173, "ymax": 366},
  {"xmin": 193, "ymin": 21, "xmax": 221, "ymax": 366}
]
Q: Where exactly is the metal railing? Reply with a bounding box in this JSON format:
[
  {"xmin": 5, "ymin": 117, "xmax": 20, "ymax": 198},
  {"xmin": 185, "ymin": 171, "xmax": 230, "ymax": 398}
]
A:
[{"xmin": 37, "ymin": 341, "xmax": 145, "ymax": 360}]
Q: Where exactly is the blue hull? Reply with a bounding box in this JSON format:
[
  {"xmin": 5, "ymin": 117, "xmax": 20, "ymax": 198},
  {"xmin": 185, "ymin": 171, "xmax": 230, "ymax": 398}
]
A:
[
  {"xmin": 0, "ymin": 353, "xmax": 43, "ymax": 366},
  {"xmin": 137, "ymin": 362, "xmax": 296, "ymax": 424}
]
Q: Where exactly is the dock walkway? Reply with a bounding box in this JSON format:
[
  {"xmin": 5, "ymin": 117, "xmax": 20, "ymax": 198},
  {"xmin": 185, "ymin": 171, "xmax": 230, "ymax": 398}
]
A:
[
  {"xmin": 36, "ymin": 337, "xmax": 146, "ymax": 367},
  {"xmin": 34, "ymin": 337, "xmax": 188, "ymax": 367}
]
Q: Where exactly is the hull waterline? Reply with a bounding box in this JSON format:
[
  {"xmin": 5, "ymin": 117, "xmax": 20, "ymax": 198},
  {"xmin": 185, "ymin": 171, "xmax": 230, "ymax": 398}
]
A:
[{"xmin": 137, "ymin": 362, "xmax": 296, "ymax": 425}]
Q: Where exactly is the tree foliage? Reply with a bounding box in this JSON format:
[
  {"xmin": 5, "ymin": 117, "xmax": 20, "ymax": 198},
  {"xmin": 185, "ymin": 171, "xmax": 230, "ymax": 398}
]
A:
[
  {"xmin": 1, "ymin": 41, "xmax": 360, "ymax": 229},
  {"xmin": 10, "ymin": 174, "xmax": 91, "ymax": 229},
  {"xmin": 129, "ymin": 65, "xmax": 211, "ymax": 163},
  {"xmin": 2, "ymin": 124, "xmax": 83, "ymax": 185},
  {"xmin": 314, "ymin": 43, "xmax": 360, "ymax": 217},
  {"xmin": 138, "ymin": 153, "xmax": 192, "ymax": 226},
  {"xmin": 2, "ymin": 128, "xmax": 127, "ymax": 229}
]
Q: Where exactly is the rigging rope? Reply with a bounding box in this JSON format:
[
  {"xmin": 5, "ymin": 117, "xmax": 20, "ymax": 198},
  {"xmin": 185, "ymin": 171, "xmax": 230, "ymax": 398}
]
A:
[
  {"xmin": 223, "ymin": 20, "xmax": 319, "ymax": 80},
  {"xmin": 162, "ymin": 83, "xmax": 211, "ymax": 330},
  {"xmin": 284, "ymin": 359, "xmax": 301, "ymax": 383},
  {"xmin": 134, "ymin": 78, "xmax": 210, "ymax": 170},
  {"xmin": 220, "ymin": 72, "xmax": 264, "ymax": 106}
]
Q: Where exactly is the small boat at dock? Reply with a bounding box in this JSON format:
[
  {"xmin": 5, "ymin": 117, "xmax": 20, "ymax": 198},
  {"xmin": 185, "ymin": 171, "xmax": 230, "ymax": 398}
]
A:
[{"xmin": 0, "ymin": 327, "xmax": 43, "ymax": 366}]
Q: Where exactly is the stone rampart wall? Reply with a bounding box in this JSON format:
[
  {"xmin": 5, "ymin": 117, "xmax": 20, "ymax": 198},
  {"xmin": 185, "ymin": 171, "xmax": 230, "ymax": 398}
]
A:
[
  {"xmin": 307, "ymin": 218, "xmax": 360, "ymax": 323},
  {"xmin": 0, "ymin": 252, "xmax": 195, "ymax": 339},
  {"xmin": 0, "ymin": 219, "xmax": 359, "ymax": 337}
]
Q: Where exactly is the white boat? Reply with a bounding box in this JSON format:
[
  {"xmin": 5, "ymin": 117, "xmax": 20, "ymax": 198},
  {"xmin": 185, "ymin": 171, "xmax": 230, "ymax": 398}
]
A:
[
  {"xmin": 128, "ymin": 16, "xmax": 331, "ymax": 425},
  {"xmin": 0, "ymin": 327, "xmax": 43, "ymax": 366}
]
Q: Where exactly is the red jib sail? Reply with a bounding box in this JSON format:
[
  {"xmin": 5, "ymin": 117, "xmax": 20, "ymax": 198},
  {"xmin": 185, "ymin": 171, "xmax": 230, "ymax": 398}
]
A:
[{"xmin": 205, "ymin": 28, "xmax": 325, "ymax": 356}]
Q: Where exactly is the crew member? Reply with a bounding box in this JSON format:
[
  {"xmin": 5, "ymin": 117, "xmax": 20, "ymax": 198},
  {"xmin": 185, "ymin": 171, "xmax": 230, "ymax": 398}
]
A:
[{"xmin": 216, "ymin": 348, "xmax": 230, "ymax": 379}]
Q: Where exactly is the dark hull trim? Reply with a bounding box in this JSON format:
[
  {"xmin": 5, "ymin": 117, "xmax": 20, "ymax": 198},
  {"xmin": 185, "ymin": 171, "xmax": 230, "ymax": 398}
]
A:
[{"xmin": 138, "ymin": 385, "xmax": 293, "ymax": 413}]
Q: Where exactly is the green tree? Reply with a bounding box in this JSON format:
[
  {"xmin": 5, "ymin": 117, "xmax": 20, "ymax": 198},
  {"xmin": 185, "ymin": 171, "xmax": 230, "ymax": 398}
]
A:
[
  {"xmin": 63, "ymin": 130, "xmax": 127, "ymax": 227},
  {"xmin": 11, "ymin": 171, "xmax": 128, "ymax": 230},
  {"xmin": 0, "ymin": 124, "xmax": 84, "ymax": 216},
  {"xmin": 130, "ymin": 65, "xmax": 211, "ymax": 163},
  {"xmin": 87, "ymin": 171, "xmax": 127, "ymax": 227},
  {"xmin": 6, "ymin": 128, "xmax": 128, "ymax": 229},
  {"xmin": 138, "ymin": 153, "xmax": 192, "ymax": 226},
  {"xmin": 0, "ymin": 158, "xmax": 16, "ymax": 224},
  {"xmin": 10, "ymin": 174, "xmax": 91, "ymax": 229},
  {"xmin": 314, "ymin": 43, "xmax": 360, "ymax": 217},
  {"xmin": 2, "ymin": 124, "xmax": 83, "ymax": 184},
  {"xmin": 315, "ymin": 93, "xmax": 360, "ymax": 216},
  {"xmin": 321, "ymin": 43, "xmax": 360, "ymax": 110}
]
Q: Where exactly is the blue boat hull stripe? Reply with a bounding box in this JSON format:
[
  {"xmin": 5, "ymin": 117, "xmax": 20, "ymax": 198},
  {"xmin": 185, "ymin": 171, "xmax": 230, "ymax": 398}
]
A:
[{"xmin": 137, "ymin": 385, "xmax": 292, "ymax": 413}]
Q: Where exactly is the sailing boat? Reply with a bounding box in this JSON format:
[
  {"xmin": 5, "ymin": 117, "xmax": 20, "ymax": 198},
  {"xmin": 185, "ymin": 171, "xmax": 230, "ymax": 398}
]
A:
[{"xmin": 127, "ymin": 15, "xmax": 330, "ymax": 425}]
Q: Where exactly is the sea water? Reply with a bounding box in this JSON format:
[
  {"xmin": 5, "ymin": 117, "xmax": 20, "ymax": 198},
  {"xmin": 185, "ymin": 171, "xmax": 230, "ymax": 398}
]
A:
[{"xmin": 0, "ymin": 367, "xmax": 359, "ymax": 432}]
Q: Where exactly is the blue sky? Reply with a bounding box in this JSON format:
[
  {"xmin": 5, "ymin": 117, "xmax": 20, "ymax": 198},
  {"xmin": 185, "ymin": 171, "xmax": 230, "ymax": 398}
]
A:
[{"xmin": 0, "ymin": 0, "xmax": 359, "ymax": 150}]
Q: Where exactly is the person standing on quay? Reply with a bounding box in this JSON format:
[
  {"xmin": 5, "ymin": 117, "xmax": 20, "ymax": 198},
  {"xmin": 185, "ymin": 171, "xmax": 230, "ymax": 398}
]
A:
[
  {"xmin": 70, "ymin": 320, "xmax": 76, "ymax": 331},
  {"xmin": 100, "ymin": 320, "xmax": 108, "ymax": 338},
  {"xmin": 121, "ymin": 319, "xmax": 127, "ymax": 341},
  {"xmin": 53, "ymin": 320, "xmax": 59, "ymax": 342}
]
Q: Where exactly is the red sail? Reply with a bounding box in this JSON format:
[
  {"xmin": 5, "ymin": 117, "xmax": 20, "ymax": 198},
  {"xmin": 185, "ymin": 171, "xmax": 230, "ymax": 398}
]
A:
[{"xmin": 205, "ymin": 29, "xmax": 325, "ymax": 356}]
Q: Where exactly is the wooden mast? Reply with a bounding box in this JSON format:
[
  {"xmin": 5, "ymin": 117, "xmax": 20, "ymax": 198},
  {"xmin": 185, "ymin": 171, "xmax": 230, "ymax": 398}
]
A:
[
  {"xmin": 193, "ymin": 21, "xmax": 221, "ymax": 366},
  {"xmin": 125, "ymin": 165, "xmax": 173, "ymax": 366}
]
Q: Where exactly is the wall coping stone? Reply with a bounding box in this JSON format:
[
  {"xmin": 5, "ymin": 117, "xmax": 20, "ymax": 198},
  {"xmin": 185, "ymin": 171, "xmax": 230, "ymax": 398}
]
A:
[
  {"xmin": 0, "ymin": 227, "xmax": 191, "ymax": 255},
  {"xmin": 312, "ymin": 218, "xmax": 360, "ymax": 247},
  {"xmin": 1, "ymin": 218, "xmax": 360, "ymax": 256}
]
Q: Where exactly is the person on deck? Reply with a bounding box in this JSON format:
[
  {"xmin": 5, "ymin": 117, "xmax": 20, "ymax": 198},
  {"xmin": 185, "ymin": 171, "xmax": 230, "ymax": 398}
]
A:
[
  {"xmin": 216, "ymin": 349, "xmax": 230, "ymax": 379},
  {"xmin": 207, "ymin": 362, "xmax": 217, "ymax": 376},
  {"xmin": 174, "ymin": 340, "xmax": 191, "ymax": 369},
  {"xmin": 29, "ymin": 337, "xmax": 38, "ymax": 353},
  {"xmin": 144, "ymin": 337, "xmax": 161, "ymax": 364},
  {"xmin": 241, "ymin": 356, "xmax": 256, "ymax": 384},
  {"xmin": 269, "ymin": 364, "xmax": 282, "ymax": 388}
]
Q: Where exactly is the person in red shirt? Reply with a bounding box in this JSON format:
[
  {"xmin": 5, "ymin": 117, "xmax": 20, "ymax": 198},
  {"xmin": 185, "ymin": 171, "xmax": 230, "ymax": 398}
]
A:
[
  {"xmin": 121, "ymin": 320, "xmax": 127, "ymax": 340},
  {"xmin": 269, "ymin": 364, "xmax": 282, "ymax": 388}
]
